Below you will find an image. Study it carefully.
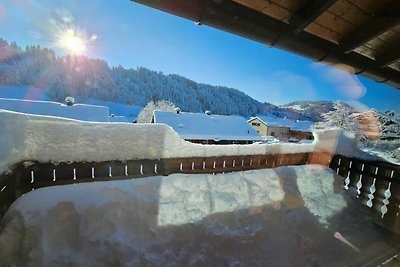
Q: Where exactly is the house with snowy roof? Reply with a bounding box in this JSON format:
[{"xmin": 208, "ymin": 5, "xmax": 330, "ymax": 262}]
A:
[
  {"xmin": 152, "ymin": 110, "xmax": 262, "ymax": 144},
  {"xmin": 248, "ymin": 116, "xmax": 314, "ymax": 141},
  {"xmin": 0, "ymin": 97, "xmax": 111, "ymax": 122}
]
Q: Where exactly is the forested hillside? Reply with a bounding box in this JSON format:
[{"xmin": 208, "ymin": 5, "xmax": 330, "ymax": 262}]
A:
[{"xmin": 0, "ymin": 39, "xmax": 283, "ymax": 117}]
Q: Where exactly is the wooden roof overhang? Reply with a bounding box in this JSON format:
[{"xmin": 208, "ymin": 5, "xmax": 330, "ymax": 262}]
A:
[{"xmin": 131, "ymin": 0, "xmax": 400, "ymax": 89}]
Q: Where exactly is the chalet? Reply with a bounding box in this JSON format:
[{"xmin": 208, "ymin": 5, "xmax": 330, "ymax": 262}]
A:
[
  {"xmin": 152, "ymin": 110, "xmax": 262, "ymax": 144},
  {"xmin": 248, "ymin": 116, "xmax": 314, "ymax": 141}
]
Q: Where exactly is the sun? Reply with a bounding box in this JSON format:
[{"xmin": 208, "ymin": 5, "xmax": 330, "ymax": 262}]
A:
[{"xmin": 58, "ymin": 29, "xmax": 87, "ymax": 54}]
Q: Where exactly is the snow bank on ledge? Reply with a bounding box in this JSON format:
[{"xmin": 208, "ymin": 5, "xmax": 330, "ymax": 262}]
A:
[
  {"xmin": 0, "ymin": 110, "xmax": 314, "ymax": 174},
  {"xmin": 0, "ymin": 165, "xmax": 395, "ymax": 266},
  {"xmin": 313, "ymin": 128, "xmax": 379, "ymax": 161}
]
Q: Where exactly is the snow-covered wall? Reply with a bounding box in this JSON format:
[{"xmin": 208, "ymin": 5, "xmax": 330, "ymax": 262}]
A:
[
  {"xmin": 0, "ymin": 110, "xmax": 315, "ymax": 174},
  {"xmin": 0, "ymin": 98, "xmax": 109, "ymax": 122}
]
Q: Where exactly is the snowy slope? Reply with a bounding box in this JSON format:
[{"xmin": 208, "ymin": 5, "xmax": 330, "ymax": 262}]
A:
[
  {"xmin": 0, "ymin": 165, "xmax": 396, "ymax": 266},
  {"xmin": 281, "ymin": 101, "xmax": 344, "ymax": 122}
]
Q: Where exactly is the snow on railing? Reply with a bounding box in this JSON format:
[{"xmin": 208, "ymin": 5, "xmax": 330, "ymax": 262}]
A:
[
  {"xmin": 0, "ymin": 152, "xmax": 317, "ymax": 218},
  {"xmin": 1, "ymin": 152, "xmax": 399, "ymax": 234}
]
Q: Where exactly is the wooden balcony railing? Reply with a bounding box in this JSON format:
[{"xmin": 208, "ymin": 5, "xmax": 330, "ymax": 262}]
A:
[{"xmin": 1, "ymin": 152, "xmax": 399, "ymax": 234}]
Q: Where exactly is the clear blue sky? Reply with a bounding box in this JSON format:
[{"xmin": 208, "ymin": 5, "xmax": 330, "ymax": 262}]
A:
[{"xmin": 1, "ymin": 0, "xmax": 399, "ymax": 111}]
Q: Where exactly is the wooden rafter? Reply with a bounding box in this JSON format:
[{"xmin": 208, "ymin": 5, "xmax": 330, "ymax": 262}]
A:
[
  {"xmin": 375, "ymin": 40, "xmax": 400, "ymax": 67},
  {"xmin": 289, "ymin": 0, "xmax": 338, "ymax": 34},
  {"xmin": 339, "ymin": 16, "xmax": 400, "ymax": 53}
]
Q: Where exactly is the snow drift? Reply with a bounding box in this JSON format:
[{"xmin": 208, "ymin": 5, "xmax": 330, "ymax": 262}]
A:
[
  {"xmin": 313, "ymin": 128, "xmax": 379, "ymax": 161},
  {"xmin": 0, "ymin": 165, "xmax": 396, "ymax": 266},
  {"xmin": 0, "ymin": 109, "xmax": 315, "ymax": 174}
]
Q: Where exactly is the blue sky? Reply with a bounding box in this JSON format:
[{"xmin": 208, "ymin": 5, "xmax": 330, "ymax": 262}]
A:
[{"xmin": 0, "ymin": 0, "xmax": 399, "ymax": 111}]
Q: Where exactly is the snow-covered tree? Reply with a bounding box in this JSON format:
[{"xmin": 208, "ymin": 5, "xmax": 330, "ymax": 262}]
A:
[
  {"xmin": 137, "ymin": 100, "xmax": 176, "ymax": 123},
  {"xmin": 355, "ymin": 109, "xmax": 400, "ymax": 139},
  {"xmin": 314, "ymin": 101, "xmax": 363, "ymax": 138}
]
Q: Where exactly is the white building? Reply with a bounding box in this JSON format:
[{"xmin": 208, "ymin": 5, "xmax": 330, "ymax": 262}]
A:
[{"xmin": 248, "ymin": 115, "xmax": 314, "ymax": 140}]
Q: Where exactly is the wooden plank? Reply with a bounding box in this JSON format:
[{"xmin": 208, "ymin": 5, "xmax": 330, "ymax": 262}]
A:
[
  {"xmin": 313, "ymin": 10, "xmax": 356, "ymax": 39},
  {"xmin": 232, "ymin": 0, "xmax": 292, "ymax": 22},
  {"xmin": 339, "ymin": 16, "xmax": 400, "ymax": 52},
  {"xmin": 328, "ymin": 0, "xmax": 369, "ymax": 27},
  {"xmin": 289, "ymin": 0, "xmax": 338, "ymax": 34},
  {"xmin": 389, "ymin": 61, "xmax": 400, "ymax": 71},
  {"xmin": 351, "ymin": 0, "xmax": 397, "ymax": 16},
  {"xmin": 304, "ymin": 21, "xmax": 341, "ymax": 43},
  {"xmin": 375, "ymin": 40, "xmax": 400, "ymax": 67},
  {"xmin": 270, "ymin": 0, "xmax": 302, "ymax": 12}
]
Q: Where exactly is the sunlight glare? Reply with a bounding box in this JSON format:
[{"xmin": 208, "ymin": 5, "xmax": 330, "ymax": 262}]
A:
[{"xmin": 58, "ymin": 29, "xmax": 86, "ymax": 54}]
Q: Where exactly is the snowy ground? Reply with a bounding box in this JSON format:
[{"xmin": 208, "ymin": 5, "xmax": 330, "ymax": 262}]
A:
[{"xmin": 0, "ymin": 165, "xmax": 398, "ymax": 266}]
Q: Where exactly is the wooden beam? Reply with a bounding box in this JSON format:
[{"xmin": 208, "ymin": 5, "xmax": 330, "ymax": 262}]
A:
[
  {"xmin": 340, "ymin": 16, "xmax": 400, "ymax": 53},
  {"xmin": 289, "ymin": 0, "xmax": 338, "ymax": 34},
  {"xmin": 375, "ymin": 40, "xmax": 400, "ymax": 67}
]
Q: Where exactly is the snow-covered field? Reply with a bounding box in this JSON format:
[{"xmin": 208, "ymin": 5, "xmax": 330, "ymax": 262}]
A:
[{"xmin": 0, "ymin": 165, "xmax": 396, "ymax": 266}]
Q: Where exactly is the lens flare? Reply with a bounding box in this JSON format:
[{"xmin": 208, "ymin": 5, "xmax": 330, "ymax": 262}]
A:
[{"xmin": 58, "ymin": 29, "xmax": 86, "ymax": 54}]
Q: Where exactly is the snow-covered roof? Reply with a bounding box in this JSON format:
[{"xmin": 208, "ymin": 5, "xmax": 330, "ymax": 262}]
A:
[
  {"xmin": 109, "ymin": 115, "xmax": 133, "ymax": 123},
  {"xmin": 249, "ymin": 115, "xmax": 314, "ymax": 132},
  {"xmin": 0, "ymin": 85, "xmax": 49, "ymax": 101},
  {"xmin": 86, "ymin": 98, "xmax": 141, "ymax": 119},
  {"xmin": 0, "ymin": 98, "xmax": 109, "ymax": 122},
  {"xmin": 154, "ymin": 111, "xmax": 262, "ymax": 141}
]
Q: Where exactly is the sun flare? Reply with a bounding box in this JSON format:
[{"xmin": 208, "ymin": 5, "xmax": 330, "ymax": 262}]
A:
[{"xmin": 58, "ymin": 29, "xmax": 86, "ymax": 54}]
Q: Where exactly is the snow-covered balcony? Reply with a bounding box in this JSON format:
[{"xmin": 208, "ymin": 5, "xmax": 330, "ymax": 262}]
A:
[{"xmin": 0, "ymin": 109, "xmax": 400, "ymax": 265}]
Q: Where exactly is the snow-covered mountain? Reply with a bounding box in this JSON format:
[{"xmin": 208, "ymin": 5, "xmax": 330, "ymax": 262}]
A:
[
  {"xmin": 0, "ymin": 39, "xmax": 273, "ymax": 117},
  {"xmin": 280, "ymin": 101, "xmax": 351, "ymax": 122}
]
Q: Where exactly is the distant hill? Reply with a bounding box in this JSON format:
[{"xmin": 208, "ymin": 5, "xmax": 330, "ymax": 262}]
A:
[{"xmin": 280, "ymin": 101, "xmax": 347, "ymax": 121}]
